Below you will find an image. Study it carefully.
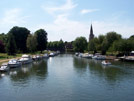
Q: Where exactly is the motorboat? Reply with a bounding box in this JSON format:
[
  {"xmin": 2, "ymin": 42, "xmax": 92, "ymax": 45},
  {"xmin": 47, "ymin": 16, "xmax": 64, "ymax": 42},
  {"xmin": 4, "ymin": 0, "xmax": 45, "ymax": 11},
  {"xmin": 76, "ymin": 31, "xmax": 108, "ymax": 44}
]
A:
[
  {"xmin": 19, "ymin": 55, "xmax": 33, "ymax": 64},
  {"xmin": 36, "ymin": 55, "xmax": 42, "ymax": 60},
  {"xmin": 78, "ymin": 53, "xmax": 83, "ymax": 57},
  {"xmin": 92, "ymin": 55, "xmax": 106, "ymax": 60},
  {"xmin": 0, "ymin": 63, "xmax": 9, "ymax": 72},
  {"xmin": 32, "ymin": 55, "xmax": 37, "ymax": 61},
  {"xmin": 124, "ymin": 56, "xmax": 134, "ymax": 62},
  {"xmin": 75, "ymin": 52, "xmax": 79, "ymax": 56},
  {"xmin": 8, "ymin": 59, "xmax": 21, "ymax": 68},
  {"xmin": 49, "ymin": 53, "xmax": 55, "ymax": 57},
  {"xmin": 82, "ymin": 53, "xmax": 93, "ymax": 58},
  {"xmin": 43, "ymin": 53, "xmax": 49, "ymax": 58},
  {"xmin": 102, "ymin": 60, "xmax": 111, "ymax": 65},
  {"xmin": 56, "ymin": 51, "xmax": 60, "ymax": 55}
]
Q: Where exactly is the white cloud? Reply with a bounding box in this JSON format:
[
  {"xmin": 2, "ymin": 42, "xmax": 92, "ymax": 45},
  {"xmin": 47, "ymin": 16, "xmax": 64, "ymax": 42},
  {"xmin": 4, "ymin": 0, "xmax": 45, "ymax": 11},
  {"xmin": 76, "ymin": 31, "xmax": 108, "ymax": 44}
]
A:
[
  {"xmin": 33, "ymin": 16, "xmax": 134, "ymax": 41},
  {"xmin": 81, "ymin": 9, "xmax": 100, "ymax": 14},
  {"xmin": 42, "ymin": 0, "xmax": 77, "ymax": 15},
  {"xmin": 93, "ymin": 21, "xmax": 134, "ymax": 38},
  {"xmin": 0, "ymin": 8, "xmax": 29, "ymax": 33},
  {"xmin": 37, "ymin": 0, "xmax": 134, "ymax": 41},
  {"xmin": 1, "ymin": 8, "xmax": 27, "ymax": 24},
  {"xmin": 32, "ymin": 13, "xmax": 89, "ymax": 41}
]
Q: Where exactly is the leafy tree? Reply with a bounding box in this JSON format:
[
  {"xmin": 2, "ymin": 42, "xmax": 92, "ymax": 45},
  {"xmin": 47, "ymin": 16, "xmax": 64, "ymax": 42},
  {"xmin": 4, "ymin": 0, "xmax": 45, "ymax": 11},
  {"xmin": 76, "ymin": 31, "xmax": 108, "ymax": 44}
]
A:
[
  {"xmin": 0, "ymin": 33, "xmax": 8, "ymax": 45},
  {"xmin": 6, "ymin": 33, "xmax": 17, "ymax": 55},
  {"xmin": 0, "ymin": 40, "xmax": 5, "ymax": 53},
  {"xmin": 73, "ymin": 37, "xmax": 87, "ymax": 52},
  {"xmin": 101, "ymin": 38, "xmax": 109, "ymax": 54},
  {"xmin": 58, "ymin": 39, "xmax": 65, "ymax": 51},
  {"xmin": 47, "ymin": 40, "xmax": 65, "ymax": 52},
  {"xmin": 26, "ymin": 34, "xmax": 37, "ymax": 52},
  {"xmin": 8, "ymin": 26, "xmax": 30, "ymax": 53},
  {"xmin": 129, "ymin": 35, "xmax": 134, "ymax": 40},
  {"xmin": 34, "ymin": 29, "xmax": 47, "ymax": 53},
  {"xmin": 112, "ymin": 39, "xmax": 134, "ymax": 55},
  {"xmin": 106, "ymin": 31, "xmax": 121, "ymax": 49},
  {"xmin": 88, "ymin": 39, "xmax": 96, "ymax": 53}
]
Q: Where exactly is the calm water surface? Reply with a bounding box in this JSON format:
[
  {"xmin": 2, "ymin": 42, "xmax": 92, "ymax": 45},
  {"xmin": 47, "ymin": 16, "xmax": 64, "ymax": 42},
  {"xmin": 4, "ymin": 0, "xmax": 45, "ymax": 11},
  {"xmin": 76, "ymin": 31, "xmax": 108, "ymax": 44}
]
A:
[{"xmin": 0, "ymin": 54, "xmax": 134, "ymax": 101}]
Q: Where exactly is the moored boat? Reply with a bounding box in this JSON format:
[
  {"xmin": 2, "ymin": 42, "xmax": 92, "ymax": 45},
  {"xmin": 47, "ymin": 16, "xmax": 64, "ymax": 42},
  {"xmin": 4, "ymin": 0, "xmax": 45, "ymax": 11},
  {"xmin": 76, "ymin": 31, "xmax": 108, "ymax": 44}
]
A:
[
  {"xmin": 43, "ymin": 53, "xmax": 49, "ymax": 58},
  {"xmin": 0, "ymin": 63, "xmax": 9, "ymax": 72},
  {"xmin": 75, "ymin": 52, "xmax": 79, "ymax": 56},
  {"xmin": 8, "ymin": 59, "xmax": 21, "ymax": 68},
  {"xmin": 124, "ymin": 56, "xmax": 134, "ymax": 62},
  {"xmin": 49, "ymin": 53, "xmax": 55, "ymax": 57},
  {"xmin": 92, "ymin": 55, "xmax": 106, "ymax": 60},
  {"xmin": 82, "ymin": 53, "xmax": 93, "ymax": 58},
  {"xmin": 19, "ymin": 55, "xmax": 33, "ymax": 64}
]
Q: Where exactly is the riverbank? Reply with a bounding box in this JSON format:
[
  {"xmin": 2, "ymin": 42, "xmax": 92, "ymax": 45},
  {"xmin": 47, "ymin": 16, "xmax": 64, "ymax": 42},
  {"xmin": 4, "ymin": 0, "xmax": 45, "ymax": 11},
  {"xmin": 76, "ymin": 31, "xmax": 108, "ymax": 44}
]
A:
[
  {"xmin": 0, "ymin": 53, "xmax": 22, "ymax": 65},
  {"xmin": 0, "ymin": 51, "xmax": 59, "ymax": 65}
]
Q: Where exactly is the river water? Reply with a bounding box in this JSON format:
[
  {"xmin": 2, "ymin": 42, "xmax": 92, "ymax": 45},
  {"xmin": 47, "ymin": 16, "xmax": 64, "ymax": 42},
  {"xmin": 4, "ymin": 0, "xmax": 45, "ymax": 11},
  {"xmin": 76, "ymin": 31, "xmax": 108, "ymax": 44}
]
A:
[{"xmin": 0, "ymin": 54, "xmax": 134, "ymax": 101}]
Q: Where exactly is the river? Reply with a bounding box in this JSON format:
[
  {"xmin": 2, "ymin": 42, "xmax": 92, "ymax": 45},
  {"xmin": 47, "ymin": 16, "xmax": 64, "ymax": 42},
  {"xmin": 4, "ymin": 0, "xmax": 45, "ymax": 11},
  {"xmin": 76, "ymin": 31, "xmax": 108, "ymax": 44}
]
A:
[{"xmin": 0, "ymin": 54, "xmax": 134, "ymax": 101}]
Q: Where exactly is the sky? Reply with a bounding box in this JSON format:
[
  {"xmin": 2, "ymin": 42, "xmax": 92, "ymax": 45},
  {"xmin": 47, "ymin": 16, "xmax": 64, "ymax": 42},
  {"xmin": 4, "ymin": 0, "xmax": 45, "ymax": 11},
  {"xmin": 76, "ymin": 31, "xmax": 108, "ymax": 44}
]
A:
[{"xmin": 0, "ymin": 0, "xmax": 134, "ymax": 41}]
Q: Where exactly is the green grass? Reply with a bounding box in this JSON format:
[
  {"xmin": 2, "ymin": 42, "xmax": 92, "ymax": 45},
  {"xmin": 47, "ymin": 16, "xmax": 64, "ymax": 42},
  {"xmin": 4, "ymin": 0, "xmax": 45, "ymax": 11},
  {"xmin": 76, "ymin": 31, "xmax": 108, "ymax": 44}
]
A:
[{"xmin": 0, "ymin": 53, "xmax": 22, "ymax": 60}]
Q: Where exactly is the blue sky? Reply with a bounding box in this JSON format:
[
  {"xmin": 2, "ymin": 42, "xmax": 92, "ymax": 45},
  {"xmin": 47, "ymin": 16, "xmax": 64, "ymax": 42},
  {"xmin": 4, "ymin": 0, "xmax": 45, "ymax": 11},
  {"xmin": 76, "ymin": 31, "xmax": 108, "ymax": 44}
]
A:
[{"xmin": 0, "ymin": 0, "xmax": 134, "ymax": 41}]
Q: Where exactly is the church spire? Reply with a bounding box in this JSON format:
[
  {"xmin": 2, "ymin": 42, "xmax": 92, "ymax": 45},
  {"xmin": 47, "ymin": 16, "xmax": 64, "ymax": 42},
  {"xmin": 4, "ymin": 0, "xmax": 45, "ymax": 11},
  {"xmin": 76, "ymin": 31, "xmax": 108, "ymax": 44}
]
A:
[{"xmin": 89, "ymin": 24, "xmax": 94, "ymax": 41}]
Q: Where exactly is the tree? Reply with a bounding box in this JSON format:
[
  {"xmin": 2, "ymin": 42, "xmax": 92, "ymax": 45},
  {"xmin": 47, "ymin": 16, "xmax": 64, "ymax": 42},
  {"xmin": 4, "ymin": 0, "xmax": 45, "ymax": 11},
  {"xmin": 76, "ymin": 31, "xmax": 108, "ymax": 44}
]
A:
[
  {"xmin": 0, "ymin": 33, "xmax": 8, "ymax": 45},
  {"xmin": 0, "ymin": 40, "xmax": 5, "ymax": 53},
  {"xmin": 129, "ymin": 35, "xmax": 134, "ymax": 40},
  {"xmin": 111, "ymin": 39, "xmax": 134, "ymax": 55},
  {"xmin": 73, "ymin": 37, "xmax": 87, "ymax": 52},
  {"xmin": 88, "ymin": 39, "xmax": 96, "ymax": 53},
  {"xmin": 47, "ymin": 40, "xmax": 65, "ymax": 52},
  {"xmin": 8, "ymin": 26, "xmax": 30, "ymax": 53},
  {"xmin": 6, "ymin": 33, "xmax": 17, "ymax": 55},
  {"xmin": 26, "ymin": 34, "xmax": 37, "ymax": 53},
  {"xmin": 34, "ymin": 29, "xmax": 48, "ymax": 53},
  {"xmin": 106, "ymin": 32, "xmax": 121, "ymax": 49}
]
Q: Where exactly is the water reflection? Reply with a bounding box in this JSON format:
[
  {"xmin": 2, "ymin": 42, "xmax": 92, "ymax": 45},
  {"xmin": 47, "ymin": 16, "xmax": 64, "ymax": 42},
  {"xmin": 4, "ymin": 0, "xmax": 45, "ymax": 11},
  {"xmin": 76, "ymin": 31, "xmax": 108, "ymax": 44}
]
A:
[
  {"xmin": 73, "ymin": 57, "xmax": 88, "ymax": 75},
  {"xmin": 73, "ymin": 56, "xmax": 134, "ymax": 84},
  {"xmin": 8, "ymin": 59, "xmax": 48, "ymax": 85},
  {"xmin": 32, "ymin": 59, "xmax": 48, "ymax": 80}
]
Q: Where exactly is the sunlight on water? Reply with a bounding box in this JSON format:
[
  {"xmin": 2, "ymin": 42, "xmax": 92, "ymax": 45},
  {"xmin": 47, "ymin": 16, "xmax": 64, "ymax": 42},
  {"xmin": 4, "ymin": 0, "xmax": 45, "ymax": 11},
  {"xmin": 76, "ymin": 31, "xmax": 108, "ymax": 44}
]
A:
[{"xmin": 0, "ymin": 54, "xmax": 134, "ymax": 101}]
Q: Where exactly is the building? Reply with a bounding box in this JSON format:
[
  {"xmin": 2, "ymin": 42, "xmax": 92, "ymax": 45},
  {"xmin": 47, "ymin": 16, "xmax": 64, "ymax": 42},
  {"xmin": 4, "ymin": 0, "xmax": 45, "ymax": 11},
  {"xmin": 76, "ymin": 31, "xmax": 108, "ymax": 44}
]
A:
[{"xmin": 89, "ymin": 24, "xmax": 94, "ymax": 41}]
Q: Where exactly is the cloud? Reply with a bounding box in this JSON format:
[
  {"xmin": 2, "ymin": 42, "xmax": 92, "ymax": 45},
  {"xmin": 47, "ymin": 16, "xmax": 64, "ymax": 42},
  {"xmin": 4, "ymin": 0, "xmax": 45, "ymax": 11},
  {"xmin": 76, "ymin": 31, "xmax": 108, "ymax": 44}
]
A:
[
  {"xmin": 32, "ymin": 13, "xmax": 89, "ymax": 41},
  {"xmin": 35, "ymin": 0, "xmax": 134, "ymax": 41},
  {"xmin": 0, "ymin": 8, "xmax": 29, "ymax": 33},
  {"xmin": 92, "ymin": 21, "xmax": 134, "ymax": 38},
  {"xmin": 33, "ymin": 15, "xmax": 134, "ymax": 41},
  {"xmin": 81, "ymin": 9, "xmax": 100, "ymax": 14},
  {"xmin": 42, "ymin": 0, "xmax": 77, "ymax": 15},
  {"xmin": 1, "ymin": 8, "xmax": 27, "ymax": 24}
]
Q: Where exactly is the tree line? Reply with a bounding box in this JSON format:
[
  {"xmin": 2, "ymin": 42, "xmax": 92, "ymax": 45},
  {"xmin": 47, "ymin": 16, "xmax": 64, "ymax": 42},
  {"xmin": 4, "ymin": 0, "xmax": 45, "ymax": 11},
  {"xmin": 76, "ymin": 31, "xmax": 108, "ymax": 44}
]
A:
[
  {"xmin": 0, "ymin": 27, "xmax": 134, "ymax": 56},
  {"xmin": 0, "ymin": 26, "xmax": 47, "ymax": 55},
  {"xmin": 73, "ymin": 32, "xmax": 134, "ymax": 55}
]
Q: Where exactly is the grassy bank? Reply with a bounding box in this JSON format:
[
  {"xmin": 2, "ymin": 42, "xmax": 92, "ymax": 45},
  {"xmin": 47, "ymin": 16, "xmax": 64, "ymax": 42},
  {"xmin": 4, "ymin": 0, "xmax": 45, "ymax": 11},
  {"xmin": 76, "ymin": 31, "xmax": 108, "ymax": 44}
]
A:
[{"xmin": 0, "ymin": 53, "xmax": 23, "ymax": 65}]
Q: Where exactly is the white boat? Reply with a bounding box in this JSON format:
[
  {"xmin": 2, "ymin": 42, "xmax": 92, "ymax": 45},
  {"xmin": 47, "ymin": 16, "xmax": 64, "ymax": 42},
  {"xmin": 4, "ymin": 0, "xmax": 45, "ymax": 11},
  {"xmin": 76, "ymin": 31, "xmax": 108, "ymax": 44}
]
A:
[
  {"xmin": 102, "ymin": 61, "xmax": 111, "ymax": 65},
  {"xmin": 32, "ymin": 55, "xmax": 37, "ymax": 60},
  {"xmin": 0, "ymin": 63, "xmax": 9, "ymax": 72},
  {"xmin": 49, "ymin": 53, "xmax": 55, "ymax": 57},
  {"xmin": 75, "ymin": 52, "xmax": 79, "ymax": 56},
  {"xmin": 56, "ymin": 51, "xmax": 60, "ymax": 54},
  {"xmin": 19, "ymin": 55, "xmax": 33, "ymax": 64},
  {"xmin": 36, "ymin": 55, "xmax": 42, "ymax": 60},
  {"xmin": 92, "ymin": 55, "xmax": 106, "ymax": 60},
  {"xmin": 43, "ymin": 53, "xmax": 49, "ymax": 58},
  {"xmin": 8, "ymin": 59, "xmax": 21, "ymax": 68},
  {"xmin": 82, "ymin": 53, "xmax": 93, "ymax": 58},
  {"xmin": 78, "ymin": 53, "xmax": 83, "ymax": 57},
  {"xmin": 124, "ymin": 56, "xmax": 134, "ymax": 62}
]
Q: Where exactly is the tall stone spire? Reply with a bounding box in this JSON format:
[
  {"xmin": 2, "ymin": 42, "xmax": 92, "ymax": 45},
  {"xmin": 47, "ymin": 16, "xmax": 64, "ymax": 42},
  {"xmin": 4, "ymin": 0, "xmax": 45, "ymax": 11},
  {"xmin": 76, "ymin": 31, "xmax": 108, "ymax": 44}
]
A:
[{"xmin": 89, "ymin": 24, "xmax": 94, "ymax": 41}]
